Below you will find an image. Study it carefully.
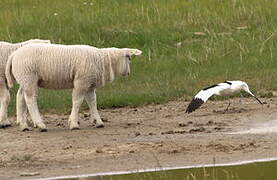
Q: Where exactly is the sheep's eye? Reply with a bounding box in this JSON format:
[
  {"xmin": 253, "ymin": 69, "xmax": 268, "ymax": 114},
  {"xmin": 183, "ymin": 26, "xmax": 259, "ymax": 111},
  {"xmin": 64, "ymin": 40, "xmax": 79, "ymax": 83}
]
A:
[{"xmin": 126, "ymin": 54, "xmax": 131, "ymax": 60}]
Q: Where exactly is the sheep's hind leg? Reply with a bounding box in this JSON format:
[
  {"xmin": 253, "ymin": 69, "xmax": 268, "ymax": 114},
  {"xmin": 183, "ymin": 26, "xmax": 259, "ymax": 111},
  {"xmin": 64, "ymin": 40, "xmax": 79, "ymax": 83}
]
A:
[
  {"xmin": 23, "ymin": 84, "xmax": 46, "ymax": 132},
  {"xmin": 69, "ymin": 84, "xmax": 86, "ymax": 130},
  {"xmin": 85, "ymin": 89, "xmax": 104, "ymax": 128},
  {"xmin": 0, "ymin": 83, "xmax": 11, "ymax": 128},
  {"xmin": 17, "ymin": 87, "xmax": 30, "ymax": 131}
]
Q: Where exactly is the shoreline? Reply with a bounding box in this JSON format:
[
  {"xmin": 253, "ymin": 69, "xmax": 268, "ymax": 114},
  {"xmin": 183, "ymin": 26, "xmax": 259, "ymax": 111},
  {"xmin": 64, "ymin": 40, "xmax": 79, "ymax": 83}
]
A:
[{"xmin": 37, "ymin": 157, "xmax": 277, "ymax": 180}]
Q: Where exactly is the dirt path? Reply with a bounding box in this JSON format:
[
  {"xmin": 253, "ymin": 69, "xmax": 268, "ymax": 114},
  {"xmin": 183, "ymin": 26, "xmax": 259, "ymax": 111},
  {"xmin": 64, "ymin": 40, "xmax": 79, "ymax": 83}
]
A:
[{"xmin": 1, "ymin": 97, "xmax": 277, "ymax": 179}]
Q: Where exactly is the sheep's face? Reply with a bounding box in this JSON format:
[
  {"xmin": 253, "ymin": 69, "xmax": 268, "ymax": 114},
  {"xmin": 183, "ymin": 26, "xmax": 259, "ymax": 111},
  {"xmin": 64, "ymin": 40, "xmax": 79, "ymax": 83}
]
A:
[
  {"xmin": 119, "ymin": 48, "xmax": 142, "ymax": 76},
  {"xmin": 120, "ymin": 54, "xmax": 131, "ymax": 76}
]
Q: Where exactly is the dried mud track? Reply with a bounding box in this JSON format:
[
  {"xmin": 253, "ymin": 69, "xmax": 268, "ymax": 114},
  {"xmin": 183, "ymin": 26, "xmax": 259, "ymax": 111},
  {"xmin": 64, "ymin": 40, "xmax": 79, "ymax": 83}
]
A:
[{"xmin": 1, "ymin": 97, "xmax": 277, "ymax": 179}]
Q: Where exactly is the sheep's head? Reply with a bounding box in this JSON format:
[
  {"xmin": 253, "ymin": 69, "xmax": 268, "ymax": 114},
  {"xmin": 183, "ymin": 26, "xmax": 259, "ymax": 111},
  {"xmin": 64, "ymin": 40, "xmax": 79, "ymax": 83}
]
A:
[
  {"xmin": 101, "ymin": 47, "xmax": 142, "ymax": 78},
  {"xmin": 119, "ymin": 48, "xmax": 142, "ymax": 76}
]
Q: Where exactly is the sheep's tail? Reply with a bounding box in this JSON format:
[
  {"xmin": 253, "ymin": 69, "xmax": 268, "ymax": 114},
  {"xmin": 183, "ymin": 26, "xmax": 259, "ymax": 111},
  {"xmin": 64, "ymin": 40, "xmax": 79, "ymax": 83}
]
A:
[{"xmin": 5, "ymin": 53, "xmax": 16, "ymax": 89}]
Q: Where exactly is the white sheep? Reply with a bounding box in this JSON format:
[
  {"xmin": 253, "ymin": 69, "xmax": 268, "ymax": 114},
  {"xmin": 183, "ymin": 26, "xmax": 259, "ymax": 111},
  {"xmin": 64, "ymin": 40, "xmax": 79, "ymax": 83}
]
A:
[
  {"xmin": 0, "ymin": 39, "xmax": 50, "ymax": 128},
  {"xmin": 6, "ymin": 43, "xmax": 142, "ymax": 131}
]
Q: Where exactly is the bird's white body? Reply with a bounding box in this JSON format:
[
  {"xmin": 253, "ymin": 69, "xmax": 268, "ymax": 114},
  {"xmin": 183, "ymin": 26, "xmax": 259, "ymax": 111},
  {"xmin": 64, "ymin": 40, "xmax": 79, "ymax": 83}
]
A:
[
  {"xmin": 195, "ymin": 81, "xmax": 248, "ymax": 102},
  {"xmin": 186, "ymin": 80, "xmax": 262, "ymax": 113},
  {"xmin": 217, "ymin": 81, "xmax": 247, "ymax": 96}
]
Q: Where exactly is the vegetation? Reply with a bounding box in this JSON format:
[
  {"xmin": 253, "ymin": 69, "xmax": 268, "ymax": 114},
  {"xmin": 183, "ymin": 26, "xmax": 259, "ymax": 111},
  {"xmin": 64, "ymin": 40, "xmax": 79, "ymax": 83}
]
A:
[
  {"xmin": 1, "ymin": 0, "xmax": 277, "ymax": 114},
  {"xmin": 70, "ymin": 159, "xmax": 277, "ymax": 180}
]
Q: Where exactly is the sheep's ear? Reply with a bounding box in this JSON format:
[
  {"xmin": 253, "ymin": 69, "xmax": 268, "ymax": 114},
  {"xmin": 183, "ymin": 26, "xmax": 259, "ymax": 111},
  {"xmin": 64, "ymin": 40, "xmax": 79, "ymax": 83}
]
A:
[
  {"xmin": 123, "ymin": 48, "xmax": 142, "ymax": 56},
  {"xmin": 130, "ymin": 49, "xmax": 142, "ymax": 56}
]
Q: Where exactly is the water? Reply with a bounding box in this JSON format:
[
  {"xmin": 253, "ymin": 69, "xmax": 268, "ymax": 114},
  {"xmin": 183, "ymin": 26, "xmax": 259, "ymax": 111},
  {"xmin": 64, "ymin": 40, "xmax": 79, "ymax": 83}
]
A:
[{"xmin": 43, "ymin": 159, "xmax": 277, "ymax": 180}]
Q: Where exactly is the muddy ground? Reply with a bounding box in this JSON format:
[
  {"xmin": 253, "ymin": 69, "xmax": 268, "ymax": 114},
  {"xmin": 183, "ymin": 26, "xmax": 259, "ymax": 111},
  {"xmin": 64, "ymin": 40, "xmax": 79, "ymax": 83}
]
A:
[{"xmin": 1, "ymin": 97, "xmax": 277, "ymax": 179}]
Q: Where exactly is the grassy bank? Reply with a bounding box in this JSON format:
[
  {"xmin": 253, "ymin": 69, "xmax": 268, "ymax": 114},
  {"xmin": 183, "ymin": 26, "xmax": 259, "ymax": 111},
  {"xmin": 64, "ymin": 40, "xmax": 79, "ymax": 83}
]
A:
[{"xmin": 1, "ymin": 0, "xmax": 277, "ymax": 114}]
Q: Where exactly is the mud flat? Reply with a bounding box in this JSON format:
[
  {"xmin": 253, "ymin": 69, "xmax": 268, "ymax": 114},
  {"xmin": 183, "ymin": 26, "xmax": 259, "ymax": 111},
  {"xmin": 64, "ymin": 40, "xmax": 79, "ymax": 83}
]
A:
[{"xmin": 1, "ymin": 97, "xmax": 277, "ymax": 179}]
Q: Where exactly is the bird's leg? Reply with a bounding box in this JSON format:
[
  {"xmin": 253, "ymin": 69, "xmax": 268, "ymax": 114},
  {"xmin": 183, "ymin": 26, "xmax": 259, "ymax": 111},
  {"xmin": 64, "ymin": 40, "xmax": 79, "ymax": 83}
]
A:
[{"xmin": 224, "ymin": 99, "xmax": 231, "ymax": 113}]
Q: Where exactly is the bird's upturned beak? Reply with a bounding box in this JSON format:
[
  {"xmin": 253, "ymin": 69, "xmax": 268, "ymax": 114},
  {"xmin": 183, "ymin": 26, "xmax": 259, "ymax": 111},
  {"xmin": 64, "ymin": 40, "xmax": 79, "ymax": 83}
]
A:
[
  {"xmin": 248, "ymin": 90, "xmax": 263, "ymax": 105},
  {"xmin": 254, "ymin": 96, "xmax": 263, "ymax": 105}
]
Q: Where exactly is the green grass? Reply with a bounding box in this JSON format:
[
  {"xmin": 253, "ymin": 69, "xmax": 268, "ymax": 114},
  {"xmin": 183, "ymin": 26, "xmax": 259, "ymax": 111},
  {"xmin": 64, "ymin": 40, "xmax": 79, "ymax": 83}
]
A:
[
  {"xmin": 1, "ymin": 0, "xmax": 277, "ymax": 114},
  {"xmin": 68, "ymin": 159, "xmax": 277, "ymax": 180}
]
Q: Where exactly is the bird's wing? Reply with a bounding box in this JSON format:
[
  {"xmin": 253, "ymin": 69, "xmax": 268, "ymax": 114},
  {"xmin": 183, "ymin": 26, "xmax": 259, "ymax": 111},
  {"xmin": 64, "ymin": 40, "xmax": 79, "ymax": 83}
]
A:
[{"xmin": 185, "ymin": 84, "xmax": 229, "ymax": 113}]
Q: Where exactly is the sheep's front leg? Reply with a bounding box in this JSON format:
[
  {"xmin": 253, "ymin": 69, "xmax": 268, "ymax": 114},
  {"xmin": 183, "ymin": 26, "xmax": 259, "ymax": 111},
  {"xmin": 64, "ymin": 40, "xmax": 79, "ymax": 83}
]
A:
[
  {"xmin": 16, "ymin": 87, "xmax": 29, "ymax": 130},
  {"xmin": 23, "ymin": 86, "xmax": 46, "ymax": 132},
  {"xmin": 0, "ymin": 84, "xmax": 11, "ymax": 128},
  {"xmin": 69, "ymin": 86, "xmax": 86, "ymax": 130},
  {"xmin": 85, "ymin": 89, "xmax": 104, "ymax": 128}
]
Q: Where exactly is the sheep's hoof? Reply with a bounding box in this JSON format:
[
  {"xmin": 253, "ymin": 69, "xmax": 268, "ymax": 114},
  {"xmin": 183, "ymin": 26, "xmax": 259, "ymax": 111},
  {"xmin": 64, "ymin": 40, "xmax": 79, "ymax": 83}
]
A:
[
  {"xmin": 39, "ymin": 128, "xmax": 48, "ymax": 132},
  {"xmin": 0, "ymin": 120, "xmax": 11, "ymax": 128},
  {"xmin": 5, "ymin": 123, "xmax": 11, "ymax": 128},
  {"xmin": 21, "ymin": 127, "xmax": 31, "ymax": 132},
  {"xmin": 0, "ymin": 124, "xmax": 11, "ymax": 128},
  {"xmin": 96, "ymin": 124, "xmax": 104, "ymax": 128},
  {"xmin": 36, "ymin": 122, "xmax": 47, "ymax": 130},
  {"xmin": 70, "ymin": 127, "xmax": 80, "ymax": 130}
]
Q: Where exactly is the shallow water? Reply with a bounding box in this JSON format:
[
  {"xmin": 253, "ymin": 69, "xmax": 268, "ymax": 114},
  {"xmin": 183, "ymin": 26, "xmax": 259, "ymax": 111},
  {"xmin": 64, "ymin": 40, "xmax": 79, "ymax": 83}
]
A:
[{"xmin": 49, "ymin": 159, "xmax": 277, "ymax": 180}]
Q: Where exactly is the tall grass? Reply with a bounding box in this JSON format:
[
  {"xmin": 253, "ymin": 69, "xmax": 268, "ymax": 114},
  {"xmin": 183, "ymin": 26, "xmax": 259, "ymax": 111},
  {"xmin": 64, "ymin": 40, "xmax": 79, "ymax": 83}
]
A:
[{"xmin": 1, "ymin": 0, "xmax": 277, "ymax": 114}]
